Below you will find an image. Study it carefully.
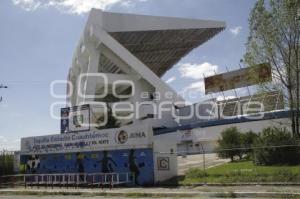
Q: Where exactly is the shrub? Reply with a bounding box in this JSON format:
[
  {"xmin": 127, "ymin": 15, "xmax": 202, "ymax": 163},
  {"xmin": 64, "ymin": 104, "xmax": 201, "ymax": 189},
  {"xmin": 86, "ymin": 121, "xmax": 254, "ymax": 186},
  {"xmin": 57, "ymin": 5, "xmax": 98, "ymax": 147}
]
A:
[
  {"xmin": 253, "ymin": 127, "xmax": 300, "ymax": 165},
  {"xmin": 217, "ymin": 127, "xmax": 244, "ymax": 161}
]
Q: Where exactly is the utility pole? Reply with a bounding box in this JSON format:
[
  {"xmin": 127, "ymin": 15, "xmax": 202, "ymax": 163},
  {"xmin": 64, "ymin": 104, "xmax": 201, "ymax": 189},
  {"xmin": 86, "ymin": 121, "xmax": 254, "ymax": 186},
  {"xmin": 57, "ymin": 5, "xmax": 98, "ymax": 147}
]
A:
[{"xmin": 0, "ymin": 84, "xmax": 8, "ymax": 102}]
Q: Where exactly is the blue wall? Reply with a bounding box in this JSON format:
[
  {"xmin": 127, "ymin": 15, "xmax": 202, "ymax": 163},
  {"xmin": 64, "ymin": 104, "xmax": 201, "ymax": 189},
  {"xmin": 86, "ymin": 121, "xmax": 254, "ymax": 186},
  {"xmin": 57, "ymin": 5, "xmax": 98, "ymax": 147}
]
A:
[{"xmin": 20, "ymin": 148, "xmax": 154, "ymax": 185}]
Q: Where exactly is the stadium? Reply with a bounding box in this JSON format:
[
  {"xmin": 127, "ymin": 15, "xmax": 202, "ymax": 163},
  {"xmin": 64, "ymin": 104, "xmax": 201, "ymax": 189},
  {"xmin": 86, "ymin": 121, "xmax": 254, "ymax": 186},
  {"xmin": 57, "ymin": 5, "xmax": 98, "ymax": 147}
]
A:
[{"xmin": 18, "ymin": 9, "xmax": 291, "ymax": 186}]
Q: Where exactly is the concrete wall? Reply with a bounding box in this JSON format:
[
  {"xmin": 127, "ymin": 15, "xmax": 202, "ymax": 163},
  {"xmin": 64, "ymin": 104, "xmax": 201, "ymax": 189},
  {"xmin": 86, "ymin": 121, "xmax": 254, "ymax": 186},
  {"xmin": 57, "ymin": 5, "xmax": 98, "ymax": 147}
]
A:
[
  {"xmin": 153, "ymin": 133, "xmax": 178, "ymax": 183},
  {"xmin": 177, "ymin": 140, "xmax": 217, "ymax": 155}
]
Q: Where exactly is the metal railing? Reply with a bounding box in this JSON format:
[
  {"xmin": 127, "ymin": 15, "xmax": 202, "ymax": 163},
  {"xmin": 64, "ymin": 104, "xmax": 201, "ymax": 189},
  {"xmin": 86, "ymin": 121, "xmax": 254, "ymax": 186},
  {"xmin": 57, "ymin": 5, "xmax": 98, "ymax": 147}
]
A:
[{"xmin": 0, "ymin": 172, "xmax": 134, "ymax": 189}]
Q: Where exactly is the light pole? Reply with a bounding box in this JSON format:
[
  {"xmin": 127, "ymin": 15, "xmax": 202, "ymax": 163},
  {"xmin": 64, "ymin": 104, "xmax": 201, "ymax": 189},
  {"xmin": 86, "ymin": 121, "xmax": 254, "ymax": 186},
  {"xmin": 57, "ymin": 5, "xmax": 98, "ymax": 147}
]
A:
[
  {"xmin": 199, "ymin": 142, "xmax": 207, "ymax": 185},
  {"xmin": 0, "ymin": 84, "xmax": 8, "ymax": 102}
]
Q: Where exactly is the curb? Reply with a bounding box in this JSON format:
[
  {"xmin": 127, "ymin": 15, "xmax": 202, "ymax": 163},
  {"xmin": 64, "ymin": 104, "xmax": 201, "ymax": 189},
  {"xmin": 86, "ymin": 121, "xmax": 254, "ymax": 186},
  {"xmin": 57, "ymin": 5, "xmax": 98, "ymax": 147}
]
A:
[{"xmin": 1, "ymin": 189, "xmax": 300, "ymax": 198}]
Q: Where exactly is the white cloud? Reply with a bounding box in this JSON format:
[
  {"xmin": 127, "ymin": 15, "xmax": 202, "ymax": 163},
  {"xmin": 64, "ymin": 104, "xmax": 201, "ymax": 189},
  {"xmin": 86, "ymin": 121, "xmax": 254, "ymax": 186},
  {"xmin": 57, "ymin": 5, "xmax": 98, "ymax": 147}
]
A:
[
  {"xmin": 184, "ymin": 81, "xmax": 205, "ymax": 92},
  {"xmin": 165, "ymin": 76, "xmax": 176, "ymax": 84},
  {"xmin": 229, "ymin": 26, "xmax": 242, "ymax": 36},
  {"xmin": 178, "ymin": 62, "xmax": 218, "ymax": 79},
  {"xmin": 12, "ymin": 0, "xmax": 147, "ymax": 14},
  {"xmin": 180, "ymin": 80, "xmax": 206, "ymax": 102},
  {"xmin": 12, "ymin": 0, "xmax": 41, "ymax": 11},
  {"xmin": 178, "ymin": 62, "xmax": 219, "ymax": 101}
]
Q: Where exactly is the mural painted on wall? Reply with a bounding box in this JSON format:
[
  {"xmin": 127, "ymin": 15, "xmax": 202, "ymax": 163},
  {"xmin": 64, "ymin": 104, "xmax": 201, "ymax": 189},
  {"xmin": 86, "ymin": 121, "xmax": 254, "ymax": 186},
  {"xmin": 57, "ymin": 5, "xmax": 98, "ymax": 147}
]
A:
[
  {"xmin": 20, "ymin": 148, "xmax": 154, "ymax": 185},
  {"xmin": 25, "ymin": 155, "xmax": 40, "ymax": 173}
]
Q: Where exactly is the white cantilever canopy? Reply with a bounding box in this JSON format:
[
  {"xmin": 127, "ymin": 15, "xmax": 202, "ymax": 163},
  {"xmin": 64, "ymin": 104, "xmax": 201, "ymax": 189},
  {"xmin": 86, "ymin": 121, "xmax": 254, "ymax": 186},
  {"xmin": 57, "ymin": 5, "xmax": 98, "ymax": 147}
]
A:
[
  {"xmin": 69, "ymin": 9, "xmax": 225, "ymax": 107},
  {"xmin": 97, "ymin": 10, "xmax": 226, "ymax": 77}
]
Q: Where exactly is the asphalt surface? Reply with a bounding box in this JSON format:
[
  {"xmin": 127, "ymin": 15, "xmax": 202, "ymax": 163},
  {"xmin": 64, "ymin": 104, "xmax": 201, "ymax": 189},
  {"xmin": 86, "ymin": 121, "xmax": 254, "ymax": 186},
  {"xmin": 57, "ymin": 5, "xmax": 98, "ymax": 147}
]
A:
[
  {"xmin": 1, "ymin": 186, "xmax": 300, "ymax": 198},
  {"xmin": 177, "ymin": 153, "xmax": 230, "ymax": 175},
  {"xmin": 0, "ymin": 196, "xmax": 265, "ymax": 199}
]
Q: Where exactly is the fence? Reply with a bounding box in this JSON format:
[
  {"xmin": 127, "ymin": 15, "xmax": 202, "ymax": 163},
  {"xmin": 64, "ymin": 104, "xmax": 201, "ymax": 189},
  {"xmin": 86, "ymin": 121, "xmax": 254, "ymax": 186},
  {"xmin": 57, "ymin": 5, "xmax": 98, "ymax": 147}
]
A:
[{"xmin": 0, "ymin": 172, "xmax": 134, "ymax": 189}]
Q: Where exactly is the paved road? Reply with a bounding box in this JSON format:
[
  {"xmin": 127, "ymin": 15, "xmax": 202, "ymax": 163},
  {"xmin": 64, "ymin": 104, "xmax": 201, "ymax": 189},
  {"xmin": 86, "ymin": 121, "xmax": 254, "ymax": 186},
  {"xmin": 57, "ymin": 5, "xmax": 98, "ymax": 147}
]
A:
[
  {"xmin": 0, "ymin": 196, "xmax": 210, "ymax": 199},
  {"xmin": 0, "ymin": 197, "xmax": 123, "ymax": 199},
  {"xmin": 1, "ymin": 186, "xmax": 300, "ymax": 198},
  {"xmin": 0, "ymin": 196, "xmax": 261, "ymax": 199},
  {"xmin": 0, "ymin": 196, "xmax": 118, "ymax": 199}
]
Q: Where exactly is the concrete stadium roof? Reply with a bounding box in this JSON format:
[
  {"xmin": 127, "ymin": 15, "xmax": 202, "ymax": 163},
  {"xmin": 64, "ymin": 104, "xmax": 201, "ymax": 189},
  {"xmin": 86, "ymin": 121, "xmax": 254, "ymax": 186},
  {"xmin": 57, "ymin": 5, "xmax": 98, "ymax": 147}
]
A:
[{"xmin": 97, "ymin": 10, "xmax": 226, "ymax": 77}]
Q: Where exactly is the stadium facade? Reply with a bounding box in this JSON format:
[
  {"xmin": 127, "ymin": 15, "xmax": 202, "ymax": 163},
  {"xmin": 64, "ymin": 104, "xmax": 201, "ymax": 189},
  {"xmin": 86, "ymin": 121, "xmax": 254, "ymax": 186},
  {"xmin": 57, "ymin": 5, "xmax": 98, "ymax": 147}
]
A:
[{"xmin": 19, "ymin": 9, "xmax": 291, "ymax": 185}]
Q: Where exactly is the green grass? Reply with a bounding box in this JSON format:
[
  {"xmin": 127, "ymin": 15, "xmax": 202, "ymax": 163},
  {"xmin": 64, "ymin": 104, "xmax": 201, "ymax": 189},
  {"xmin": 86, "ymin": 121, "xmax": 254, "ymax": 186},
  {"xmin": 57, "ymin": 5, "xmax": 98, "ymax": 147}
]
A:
[{"xmin": 181, "ymin": 160, "xmax": 300, "ymax": 184}]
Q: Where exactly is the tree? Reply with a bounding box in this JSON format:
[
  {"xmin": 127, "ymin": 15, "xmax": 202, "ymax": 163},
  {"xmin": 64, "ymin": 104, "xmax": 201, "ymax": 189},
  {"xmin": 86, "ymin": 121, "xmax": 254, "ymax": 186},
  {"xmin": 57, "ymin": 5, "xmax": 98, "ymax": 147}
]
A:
[
  {"xmin": 244, "ymin": 0, "xmax": 300, "ymax": 137},
  {"xmin": 253, "ymin": 127, "xmax": 300, "ymax": 165},
  {"xmin": 0, "ymin": 152, "xmax": 14, "ymax": 176},
  {"xmin": 217, "ymin": 127, "xmax": 243, "ymax": 161}
]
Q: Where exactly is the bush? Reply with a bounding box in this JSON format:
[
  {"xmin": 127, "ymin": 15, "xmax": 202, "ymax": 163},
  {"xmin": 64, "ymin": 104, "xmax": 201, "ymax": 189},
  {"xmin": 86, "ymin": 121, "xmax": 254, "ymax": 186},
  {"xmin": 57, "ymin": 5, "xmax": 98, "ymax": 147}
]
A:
[
  {"xmin": 253, "ymin": 127, "xmax": 300, "ymax": 165},
  {"xmin": 217, "ymin": 127, "xmax": 244, "ymax": 161}
]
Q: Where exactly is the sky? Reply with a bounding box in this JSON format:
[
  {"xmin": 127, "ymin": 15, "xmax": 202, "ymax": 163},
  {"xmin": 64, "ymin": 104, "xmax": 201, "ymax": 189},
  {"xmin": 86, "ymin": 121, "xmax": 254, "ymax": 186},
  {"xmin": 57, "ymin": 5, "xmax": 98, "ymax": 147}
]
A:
[{"xmin": 0, "ymin": 0, "xmax": 256, "ymax": 150}]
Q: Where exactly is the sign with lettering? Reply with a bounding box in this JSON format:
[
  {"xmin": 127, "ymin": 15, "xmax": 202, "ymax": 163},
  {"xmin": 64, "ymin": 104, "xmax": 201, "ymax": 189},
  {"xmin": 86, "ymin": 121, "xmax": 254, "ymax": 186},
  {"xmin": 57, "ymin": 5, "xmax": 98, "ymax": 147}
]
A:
[
  {"xmin": 157, "ymin": 157, "xmax": 170, "ymax": 170},
  {"xmin": 21, "ymin": 122, "xmax": 153, "ymax": 154},
  {"xmin": 205, "ymin": 63, "xmax": 272, "ymax": 94}
]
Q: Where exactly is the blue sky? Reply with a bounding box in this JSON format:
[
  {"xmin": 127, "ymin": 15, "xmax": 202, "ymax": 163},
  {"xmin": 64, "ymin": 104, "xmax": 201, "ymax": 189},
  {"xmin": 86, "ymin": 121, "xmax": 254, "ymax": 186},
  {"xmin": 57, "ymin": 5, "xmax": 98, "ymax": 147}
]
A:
[{"xmin": 0, "ymin": 0, "xmax": 256, "ymax": 150}]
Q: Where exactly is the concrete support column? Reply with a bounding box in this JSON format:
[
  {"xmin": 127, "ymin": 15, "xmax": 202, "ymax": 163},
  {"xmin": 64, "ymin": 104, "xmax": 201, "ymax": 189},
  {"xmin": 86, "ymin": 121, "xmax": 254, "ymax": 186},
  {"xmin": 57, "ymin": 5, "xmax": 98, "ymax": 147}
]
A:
[
  {"xmin": 83, "ymin": 46, "xmax": 101, "ymax": 104},
  {"xmin": 75, "ymin": 41, "xmax": 101, "ymax": 105}
]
